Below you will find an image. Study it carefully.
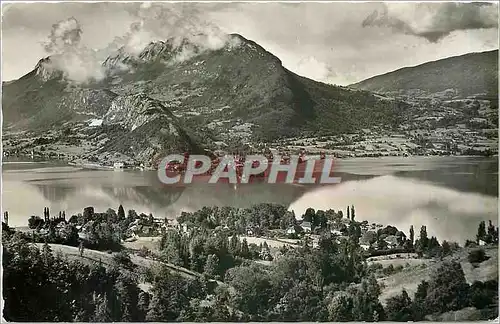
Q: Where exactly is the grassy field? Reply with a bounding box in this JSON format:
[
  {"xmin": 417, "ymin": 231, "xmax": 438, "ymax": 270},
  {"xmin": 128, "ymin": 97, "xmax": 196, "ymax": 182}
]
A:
[
  {"xmin": 33, "ymin": 243, "xmax": 227, "ymax": 293},
  {"xmin": 33, "ymin": 243, "xmax": 198, "ymax": 289},
  {"xmin": 378, "ymin": 246, "xmax": 498, "ymax": 304},
  {"xmin": 122, "ymin": 236, "xmax": 162, "ymax": 253}
]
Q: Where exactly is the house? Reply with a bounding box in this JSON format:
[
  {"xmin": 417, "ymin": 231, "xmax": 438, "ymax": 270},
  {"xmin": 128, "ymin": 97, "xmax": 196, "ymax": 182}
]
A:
[
  {"xmin": 124, "ymin": 235, "xmax": 138, "ymax": 242},
  {"xmin": 384, "ymin": 235, "xmax": 399, "ymax": 249},
  {"xmin": 129, "ymin": 224, "xmax": 140, "ymax": 233},
  {"xmin": 330, "ymin": 229, "xmax": 343, "ymax": 236},
  {"xmin": 479, "ymin": 239, "xmax": 486, "ymax": 246},
  {"xmin": 141, "ymin": 225, "xmax": 154, "ymax": 236},
  {"xmin": 55, "ymin": 222, "xmax": 67, "ymax": 229},
  {"xmin": 166, "ymin": 218, "xmax": 178, "ymax": 228},
  {"xmin": 113, "ymin": 162, "xmax": 124, "ymax": 170},
  {"xmin": 286, "ymin": 226, "xmax": 296, "ymax": 235},
  {"xmin": 360, "ymin": 244, "xmax": 370, "ymax": 251},
  {"xmin": 180, "ymin": 223, "xmax": 190, "ymax": 234},
  {"xmin": 246, "ymin": 226, "xmax": 255, "ymax": 236},
  {"xmin": 153, "ymin": 218, "xmax": 164, "ymax": 225},
  {"xmin": 341, "ymin": 218, "xmax": 351, "ymax": 225},
  {"xmin": 300, "ymin": 221, "xmax": 312, "ymax": 233},
  {"xmin": 80, "ymin": 221, "xmax": 94, "ymax": 233}
]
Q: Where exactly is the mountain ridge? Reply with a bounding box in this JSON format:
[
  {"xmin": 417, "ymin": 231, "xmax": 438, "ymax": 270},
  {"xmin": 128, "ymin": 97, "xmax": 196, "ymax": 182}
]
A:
[
  {"xmin": 350, "ymin": 49, "xmax": 499, "ymax": 98},
  {"xmin": 3, "ymin": 33, "xmax": 496, "ymax": 165}
]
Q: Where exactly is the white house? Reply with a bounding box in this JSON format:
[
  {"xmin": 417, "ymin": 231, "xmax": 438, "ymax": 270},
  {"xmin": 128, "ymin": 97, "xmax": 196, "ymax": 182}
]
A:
[
  {"xmin": 330, "ymin": 229, "xmax": 343, "ymax": 236},
  {"xmin": 384, "ymin": 235, "xmax": 399, "ymax": 249},
  {"xmin": 301, "ymin": 221, "xmax": 312, "ymax": 233},
  {"xmin": 181, "ymin": 223, "xmax": 190, "ymax": 233},
  {"xmin": 360, "ymin": 244, "xmax": 370, "ymax": 251},
  {"xmin": 113, "ymin": 162, "xmax": 124, "ymax": 170},
  {"xmin": 88, "ymin": 119, "xmax": 103, "ymax": 127},
  {"xmin": 479, "ymin": 239, "xmax": 486, "ymax": 246},
  {"xmin": 286, "ymin": 226, "xmax": 296, "ymax": 235}
]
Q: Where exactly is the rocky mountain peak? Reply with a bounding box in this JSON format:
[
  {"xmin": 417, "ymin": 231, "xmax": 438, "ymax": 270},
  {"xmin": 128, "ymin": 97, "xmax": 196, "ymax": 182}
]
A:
[{"xmin": 33, "ymin": 56, "xmax": 64, "ymax": 81}]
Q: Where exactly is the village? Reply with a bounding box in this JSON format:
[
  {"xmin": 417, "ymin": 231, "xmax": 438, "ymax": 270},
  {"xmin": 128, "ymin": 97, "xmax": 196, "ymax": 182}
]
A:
[{"xmin": 10, "ymin": 202, "xmax": 425, "ymax": 263}]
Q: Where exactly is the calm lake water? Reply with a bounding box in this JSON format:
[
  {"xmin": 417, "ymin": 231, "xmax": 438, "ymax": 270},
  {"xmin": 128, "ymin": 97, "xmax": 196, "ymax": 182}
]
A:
[{"xmin": 2, "ymin": 156, "xmax": 498, "ymax": 243}]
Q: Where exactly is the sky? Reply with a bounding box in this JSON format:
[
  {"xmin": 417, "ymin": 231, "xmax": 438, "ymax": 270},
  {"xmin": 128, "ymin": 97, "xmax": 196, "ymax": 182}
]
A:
[{"xmin": 1, "ymin": 1, "xmax": 499, "ymax": 85}]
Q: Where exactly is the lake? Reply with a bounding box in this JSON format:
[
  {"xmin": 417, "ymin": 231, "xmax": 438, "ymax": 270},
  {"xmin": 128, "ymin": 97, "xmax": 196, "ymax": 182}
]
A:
[{"xmin": 2, "ymin": 156, "xmax": 498, "ymax": 243}]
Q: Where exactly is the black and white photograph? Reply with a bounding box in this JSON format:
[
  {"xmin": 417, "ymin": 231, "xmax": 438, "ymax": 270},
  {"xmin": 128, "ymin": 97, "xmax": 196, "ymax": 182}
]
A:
[{"xmin": 1, "ymin": 1, "xmax": 499, "ymax": 322}]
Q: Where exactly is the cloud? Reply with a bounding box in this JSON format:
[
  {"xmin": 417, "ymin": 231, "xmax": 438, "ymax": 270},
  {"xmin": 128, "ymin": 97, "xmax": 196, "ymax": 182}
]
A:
[
  {"xmin": 40, "ymin": 3, "xmax": 242, "ymax": 82},
  {"xmin": 40, "ymin": 17, "xmax": 105, "ymax": 83},
  {"xmin": 2, "ymin": 2, "xmax": 498, "ymax": 84},
  {"xmin": 43, "ymin": 17, "xmax": 82, "ymax": 53},
  {"xmin": 362, "ymin": 3, "xmax": 499, "ymax": 42}
]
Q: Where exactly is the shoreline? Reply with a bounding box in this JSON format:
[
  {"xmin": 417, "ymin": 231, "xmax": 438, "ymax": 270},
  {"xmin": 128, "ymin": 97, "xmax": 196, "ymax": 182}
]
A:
[{"xmin": 4, "ymin": 154, "xmax": 498, "ymax": 172}]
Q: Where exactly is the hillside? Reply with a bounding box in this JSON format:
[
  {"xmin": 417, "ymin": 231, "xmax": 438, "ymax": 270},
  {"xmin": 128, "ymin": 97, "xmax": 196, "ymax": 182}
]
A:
[
  {"xmin": 375, "ymin": 246, "xmax": 498, "ymax": 304},
  {"xmin": 2, "ymin": 34, "xmax": 408, "ymax": 165},
  {"xmin": 351, "ymin": 50, "xmax": 499, "ymax": 98}
]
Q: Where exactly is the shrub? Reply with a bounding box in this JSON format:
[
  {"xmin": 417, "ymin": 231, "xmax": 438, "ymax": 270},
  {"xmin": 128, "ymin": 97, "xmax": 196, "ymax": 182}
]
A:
[{"xmin": 468, "ymin": 249, "xmax": 490, "ymax": 265}]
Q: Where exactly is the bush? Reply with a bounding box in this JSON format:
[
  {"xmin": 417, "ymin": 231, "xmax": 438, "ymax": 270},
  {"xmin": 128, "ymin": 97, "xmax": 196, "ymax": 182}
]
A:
[
  {"xmin": 138, "ymin": 246, "xmax": 150, "ymax": 258},
  {"xmin": 468, "ymin": 249, "xmax": 490, "ymax": 265},
  {"xmin": 113, "ymin": 251, "xmax": 136, "ymax": 270}
]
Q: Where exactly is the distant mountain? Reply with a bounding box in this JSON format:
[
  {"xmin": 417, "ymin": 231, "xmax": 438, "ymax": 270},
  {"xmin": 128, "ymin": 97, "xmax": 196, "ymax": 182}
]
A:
[
  {"xmin": 350, "ymin": 50, "xmax": 499, "ymax": 99},
  {"xmin": 2, "ymin": 33, "xmax": 407, "ymax": 163}
]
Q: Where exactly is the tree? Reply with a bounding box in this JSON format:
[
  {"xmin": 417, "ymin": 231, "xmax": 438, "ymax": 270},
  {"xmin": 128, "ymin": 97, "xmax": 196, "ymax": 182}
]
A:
[
  {"xmin": 204, "ymin": 254, "xmax": 220, "ymax": 278},
  {"xmin": 28, "ymin": 216, "xmax": 44, "ymax": 229},
  {"xmin": 274, "ymin": 281, "xmax": 327, "ymax": 321},
  {"xmin": 347, "ymin": 206, "xmax": 350, "ymax": 219},
  {"xmin": 441, "ymin": 240, "xmax": 452, "ymax": 256},
  {"xmin": 315, "ymin": 210, "xmax": 327, "ymax": 228},
  {"xmin": 328, "ymin": 293, "xmax": 353, "ymax": 321},
  {"xmin": 93, "ymin": 294, "xmax": 111, "ymax": 322},
  {"xmin": 427, "ymin": 236, "xmax": 441, "ymax": 257},
  {"xmin": 476, "ymin": 221, "xmax": 486, "ymax": 243},
  {"xmin": 118, "ymin": 205, "xmax": 125, "ymax": 220},
  {"xmin": 83, "ymin": 207, "xmax": 94, "ymax": 222},
  {"xmin": 351, "ymin": 275, "xmax": 385, "ymax": 321},
  {"xmin": 113, "ymin": 251, "xmax": 136, "ymax": 271},
  {"xmin": 416, "ymin": 225, "xmax": 429, "ymax": 255},
  {"xmin": 411, "ymin": 280, "xmax": 429, "ymax": 320},
  {"xmin": 60, "ymin": 224, "xmax": 79, "ymax": 246},
  {"xmin": 350, "ymin": 205, "xmax": 355, "ymax": 221},
  {"xmin": 146, "ymin": 268, "xmax": 194, "ymax": 321},
  {"xmin": 229, "ymin": 234, "xmax": 240, "ymax": 256},
  {"xmin": 409, "ymin": 225, "xmax": 414, "ymax": 246},
  {"xmin": 486, "ymin": 220, "xmax": 498, "ymax": 244},
  {"xmin": 468, "ymin": 249, "xmax": 489, "ymax": 265},
  {"xmin": 469, "ymin": 279, "xmax": 498, "ymax": 311},
  {"xmin": 225, "ymin": 263, "xmax": 273, "ymax": 320},
  {"xmin": 137, "ymin": 292, "xmax": 150, "ymax": 321},
  {"xmin": 385, "ymin": 290, "xmax": 413, "ymax": 321},
  {"xmin": 303, "ymin": 208, "xmax": 315, "ymax": 223},
  {"xmin": 425, "ymin": 261, "xmax": 470, "ymax": 315},
  {"xmin": 240, "ymin": 238, "xmax": 250, "ymax": 259},
  {"xmin": 114, "ymin": 274, "xmax": 140, "ymax": 321}
]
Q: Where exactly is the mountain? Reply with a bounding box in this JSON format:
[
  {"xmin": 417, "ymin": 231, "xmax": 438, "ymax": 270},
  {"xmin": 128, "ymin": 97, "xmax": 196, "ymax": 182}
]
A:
[
  {"xmin": 2, "ymin": 33, "xmax": 407, "ymax": 164},
  {"xmin": 350, "ymin": 50, "xmax": 498, "ymax": 99}
]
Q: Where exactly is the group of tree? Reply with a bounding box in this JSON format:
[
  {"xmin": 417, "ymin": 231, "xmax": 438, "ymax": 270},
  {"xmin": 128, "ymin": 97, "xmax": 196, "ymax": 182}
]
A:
[
  {"xmin": 475, "ymin": 220, "xmax": 498, "ymax": 245},
  {"xmin": 177, "ymin": 204, "xmax": 345, "ymax": 236},
  {"xmin": 412, "ymin": 225, "xmax": 458, "ymax": 258},
  {"xmin": 23, "ymin": 205, "xmax": 157, "ymax": 252},
  {"xmin": 3, "ymin": 206, "xmax": 499, "ymax": 322},
  {"xmin": 159, "ymin": 227, "xmax": 276, "ymax": 280}
]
